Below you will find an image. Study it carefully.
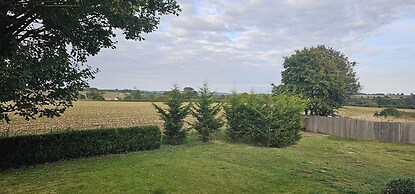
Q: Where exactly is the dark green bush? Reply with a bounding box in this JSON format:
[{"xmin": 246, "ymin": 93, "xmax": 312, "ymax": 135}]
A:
[
  {"xmin": 382, "ymin": 177, "xmax": 415, "ymax": 194},
  {"xmin": 223, "ymin": 93, "xmax": 253, "ymax": 142},
  {"xmin": 374, "ymin": 107, "xmax": 403, "ymax": 118},
  {"xmin": 224, "ymin": 93, "xmax": 305, "ymax": 147},
  {"xmin": 0, "ymin": 126, "xmax": 161, "ymax": 169}
]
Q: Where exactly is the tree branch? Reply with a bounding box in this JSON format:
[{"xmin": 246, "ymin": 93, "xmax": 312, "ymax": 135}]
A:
[
  {"xmin": 6, "ymin": 11, "xmax": 37, "ymax": 39},
  {"xmin": 17, "ymin": 27, "xmax": 48, "ymax": 43}
]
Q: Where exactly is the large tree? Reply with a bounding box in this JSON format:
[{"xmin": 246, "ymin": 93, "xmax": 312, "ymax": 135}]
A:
[
  {"xmin": 273, "ymin": 45, "xmax": 361, "ymax": 116},
  {"xmin": 0, "ymin": 0, "xmax": 180, "ymax": 123}
]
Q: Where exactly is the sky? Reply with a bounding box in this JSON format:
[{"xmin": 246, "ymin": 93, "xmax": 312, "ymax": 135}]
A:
[{"xmin": 88, "ymin": 0, "xmax": 415, "ymax": 94}]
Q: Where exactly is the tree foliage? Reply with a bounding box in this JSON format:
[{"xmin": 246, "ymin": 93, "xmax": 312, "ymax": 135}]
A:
[
  {"xmin": 190, "ymin": 83, "xmax": 223, "ymax": 142},
  {"xmin": 153, "ymin": 85, "xmax": 191, "ymax": 145},
  {"xmin": 85, "ymin": 88, "xmax": 105, "ymax": 101},
  {"xmin": 274, "ymin": 45, "xmax": 361, "ymax": 116},
  {"xmin": 345, "ymin": 95, "xmax": 415, "ymax": 109},
  {"xmin": 183, "ymin": 86, "xmax": 198, "ymax": 101},
  {"xmin": 0, "ymin": 0, "xmax": 181, "ymax": 123},
  {"xmin": 124, "ymin": 90, "xmax": 142, "ymax": 101},
  {"xmin": 373, "ymin": 107, "xmax": 415, "ymax": 119},
  {"xmin": 375, "ymin": 96, "xmax": 415, "ymax": 108}
]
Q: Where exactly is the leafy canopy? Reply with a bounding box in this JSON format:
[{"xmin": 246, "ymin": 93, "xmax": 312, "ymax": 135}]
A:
[
  {"xmin": 273, "ymin": 45, "xmax": 361, "ymax": 116},
  {"xmin": 183, "ymin": 86, "xmax": 198, "ymax": 101},
  {"xmin": 0, "ymin": 0, "xmax": 180, "ymax": 123},
  {"xmin": 85, "ymin": 88, "xmax": 105, "ymax": 101},
  {"xmin": 124, "ymin": 90, "xmax": 142, "ymax": 101}
]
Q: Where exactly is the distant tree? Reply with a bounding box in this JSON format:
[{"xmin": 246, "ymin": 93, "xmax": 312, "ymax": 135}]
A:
[
  {"xmin": 153, "ymin": 85, "xmax": 191, "ymax": 145},
  {"xmin": 85, "ymin": 88, "xmax": 105, "ymax": 101},
  {"xmin": 273, "ymin": 45, "xmax": 361, "ymax": 116},
  {"xmin": 183, "ymin": 87, "xmax": 198, "ymax": 100},
  {"xmin": 0, "ymin": 0, "xmax": 181, "ymax": 123},
  {"xmin": 190, "ymin": 83, "xmax": 223, "ymax": 142},
  {"xmin": 403, "ymin": 95, "xmax": 415, "ymax": 107},
  {"xmin": 374, "ymin": 107, "xmax": 402, "ymax": 118},
  {"xmin": 124, "ymin": 90, "xmax": 142, "ymax": 101},
  {"xmin": 374, "ymin": 96, "xmax": 400, "ymax": 107},
  {"xmin": 163, "ymin": 90, "xmax": 174, "ymax": 97},
  {"xmin": 142, "ymin": 93, "xmax": 166, "ymax": 102},
  {"xmin": 78, "ymin": 94, "xmax": 87, "ymax": 100}
]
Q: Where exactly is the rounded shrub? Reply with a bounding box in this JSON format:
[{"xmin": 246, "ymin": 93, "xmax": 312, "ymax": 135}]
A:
[
  {"xmin": 382, "ymin": 176, "xmax": 415, "ymax": 194},
  {"xmin": 374, "ymin": 107, "xmax": 402, "ymax": 118}
]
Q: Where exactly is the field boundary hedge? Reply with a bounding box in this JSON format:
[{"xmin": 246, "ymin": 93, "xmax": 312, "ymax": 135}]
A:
[{"xmin": 0, "ymin": 126, "xmax": 161, "ymax": 169}]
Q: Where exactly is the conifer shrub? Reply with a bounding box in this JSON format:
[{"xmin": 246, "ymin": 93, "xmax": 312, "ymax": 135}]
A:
[
  {"xmin": 190, "ymin": 83, "xmax": 223, "ymax": 142},
  {"xmin": 153, "ymin": 85, "xmax": 191, "ymax": 145},
  {"xmin": 224, "ymin": 93, "xmax": 305, "ymax": 147}
]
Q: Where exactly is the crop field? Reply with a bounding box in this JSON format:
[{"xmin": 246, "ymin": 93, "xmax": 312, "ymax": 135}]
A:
[
  {"xmin": 0, "ymin": 101, "xmax": 164, "ymax": 136},
  {"xmin": 2, "ymin": 102, "xmax": 415, "ymax": 136}
]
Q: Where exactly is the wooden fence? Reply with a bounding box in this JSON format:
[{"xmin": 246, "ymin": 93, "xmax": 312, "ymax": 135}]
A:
[{"xmin": 304, "ymin": 116, "xmax": 415, "ymax": 144}]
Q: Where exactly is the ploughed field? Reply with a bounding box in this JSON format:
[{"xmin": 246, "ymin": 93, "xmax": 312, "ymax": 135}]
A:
[{"xmin": 1, "ymin": 101, "xmax": 415, "ymax": 136}]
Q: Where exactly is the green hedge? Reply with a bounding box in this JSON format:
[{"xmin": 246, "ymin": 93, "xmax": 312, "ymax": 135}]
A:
[
  {"xmin": 224, "ymin": 93, "xmax": 305, "ymax": 147},
  {"xmin": 0, "ymin": 126, "xmax": 161, "ymax": 169}
]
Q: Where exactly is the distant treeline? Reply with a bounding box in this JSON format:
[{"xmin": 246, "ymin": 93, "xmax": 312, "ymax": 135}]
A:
[
  {"xmin": 345, "ymin": 95, "xmax": 415, "ymax": 109},
  {"xmin": 101, "ymin": 89, "xmax": 165, "ymax": 94},
  {"xmin": 80, "ymin": 88, "xmax": 415, "ymax": 109},
  {"xmin": 78, "ymin": 87, "xmax": 229, "ymax": 102}
]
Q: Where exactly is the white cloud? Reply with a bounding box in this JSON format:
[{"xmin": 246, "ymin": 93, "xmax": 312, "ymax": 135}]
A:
[{"xmin": 89, "ymin": 0, "xmax": 415, "ymax": 93}]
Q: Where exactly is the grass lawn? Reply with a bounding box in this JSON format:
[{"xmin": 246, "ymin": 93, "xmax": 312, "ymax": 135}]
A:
[{"xmin": 1, "ymin": 132, "xmax": 414, "ymax": 193}]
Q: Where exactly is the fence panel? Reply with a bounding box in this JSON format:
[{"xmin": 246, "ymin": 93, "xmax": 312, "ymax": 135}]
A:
[{"xmin": 305, "ymin": 116, "xmax": 415, "ymax": 144}]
